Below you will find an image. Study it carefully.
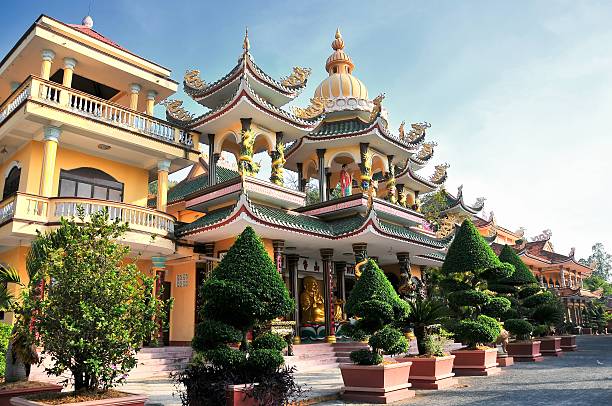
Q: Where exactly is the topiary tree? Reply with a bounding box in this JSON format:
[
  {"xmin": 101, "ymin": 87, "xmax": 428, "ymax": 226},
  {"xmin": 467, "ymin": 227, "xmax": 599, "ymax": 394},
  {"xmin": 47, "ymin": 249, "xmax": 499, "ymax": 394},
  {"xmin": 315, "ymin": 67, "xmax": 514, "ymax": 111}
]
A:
[
  {"xmin": 183, "ymin": 226, "xmax": 298, "ymax": 404},
  {"xmin": 440, "ymin": 220, "xmax": 512, "ymax": 348},
  {"xmin": 405, "ymin": 298, "xmax": 449, "ymax": 355},
  {"xmin": 504, "ymin": 319, "xmax": 534, "ymax": 341},
  {"xmin": 20, "ymin": 209, "xmax": 167, "ymax": 391},
  {"xmin": 345, "ymin": 259, "xmax": 409, "ymax": 364}
]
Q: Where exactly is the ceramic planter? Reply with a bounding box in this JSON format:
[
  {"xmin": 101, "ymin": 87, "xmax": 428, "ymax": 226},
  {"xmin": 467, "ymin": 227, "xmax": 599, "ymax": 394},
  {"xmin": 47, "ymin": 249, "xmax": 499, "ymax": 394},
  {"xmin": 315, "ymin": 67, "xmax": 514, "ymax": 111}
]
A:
[
  {"xmin": 0, "ymin": 383, "xmax": 62, "ymax": 406},
  {"xmin": 451, "ymin": 348, "xmax": 500, "ymax": 376},
  {"xmin": 560, "ymin": 335, "xmax": 577, "ymax": 351},
  {"xmin": 226, "ymin": 385, "xmax": 258, "ymax": 406},
  {"xmin": 497, "ymin": 354, "xmax": 514, "ymax": 367},
  {"xmin": 395, "ymin": 355, "xmax": 456, "ymax": 389},
  {"xmin": 540, "ymin": 337, "xmax": 563, "ymax": 356},
  {"xmin": 10, "ymin": 394, "xmax": 147, "ymax": 406},
  {"xmin": 340, "ymin": 362, "xmax": 415, "ymax": 403},
  {"xmin": 507, "ymin": 340, "xmax": 543, "ymax": 362},
  {"xmin": 582, "ymin": 328, "xmax": 592, "ymax": 335}
]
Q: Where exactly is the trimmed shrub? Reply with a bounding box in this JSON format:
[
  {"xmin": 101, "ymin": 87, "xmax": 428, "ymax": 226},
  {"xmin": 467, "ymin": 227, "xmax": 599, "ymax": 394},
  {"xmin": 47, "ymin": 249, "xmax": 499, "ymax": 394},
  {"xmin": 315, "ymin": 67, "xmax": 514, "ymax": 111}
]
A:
[
  {"xmin": 481, "ymin": 263, "xmax": 514, "ymax": 281},
  {"xmin": 502, "ymin": 308, "xmax": 520, "ymax": 320},
  {"xmin": 522, "ymin": 291, "xmax": 555, "ymax": 309},
  {"xmin": 498, "ymin": 245, "xmax": 538, "ymax": 286},
  {"xmin": 482, "ymin": 297, "xmax": 512, "ymax": 319},
  {"xmin": 448, "ymin": 290, "xmax": 489, "ymax": 308},
  {"xmin": 486, "ymin": 283, "xmax": 517, "ymax": 294},
  {"xmin": 504, "ymin": 319, "xmax": 533, "ymax": 341},
  {"xmin": 252, "ymin": 332, "xmax": 287, "ymax": 352},
  {"xmin": 531, "ymin": 303, "xmax": 564, "ymax": 335},
  {"xmin": 203, "ymin": 347, "xmax": 247, "ymax": 371},
  {"xmin": 345, "ymin": 260, "xmax": 409, "ymax": 364},
  {"xmin": 454, "ymin": 315, "xmax": 500, "ymax": 348},
  {"xmin": 518, "ymin": 285, "xmax": 542, "ymax": 300},
  {"xmin": 192, "ymin": 320, "xmax": 242, "ymax": 352},
  {"xmin": 247, "ymin": 349, "xmax": 285, "ymax": 375}
]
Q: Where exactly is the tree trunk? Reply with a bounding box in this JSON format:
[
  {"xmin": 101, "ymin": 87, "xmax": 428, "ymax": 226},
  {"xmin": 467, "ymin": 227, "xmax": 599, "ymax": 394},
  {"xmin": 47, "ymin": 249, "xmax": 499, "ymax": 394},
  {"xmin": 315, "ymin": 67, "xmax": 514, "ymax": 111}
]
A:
[
  {"xmin": 5, "ymin": 339, "xmax": 29, "ymax": 383},
  {"xmin": 414, "ymin": 325, "xmax": 427, "ymax": 355},
  {"xmin": 240, "ymin": 331, "xmax": 248, "ymax": 352}
]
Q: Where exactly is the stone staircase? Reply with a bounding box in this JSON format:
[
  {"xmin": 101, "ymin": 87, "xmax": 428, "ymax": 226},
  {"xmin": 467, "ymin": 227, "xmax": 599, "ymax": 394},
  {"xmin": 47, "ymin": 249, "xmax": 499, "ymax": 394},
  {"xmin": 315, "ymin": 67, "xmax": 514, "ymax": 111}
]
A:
[
  {"xmin": 28, "ymin": 346, "xmax": 193, "ymax": 384},
  {"xmin": 284, "ymin": 342, "xmax": 369, "ymax": 373}
]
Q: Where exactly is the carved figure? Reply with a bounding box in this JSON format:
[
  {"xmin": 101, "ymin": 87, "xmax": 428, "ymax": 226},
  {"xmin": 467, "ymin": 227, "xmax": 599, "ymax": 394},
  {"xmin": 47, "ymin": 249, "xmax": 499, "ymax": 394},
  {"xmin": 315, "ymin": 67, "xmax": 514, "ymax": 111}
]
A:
[
  {"xmin": 339, "ymin": 164, "xmax": 353, "ymax": 197},
  {"xmin": 239, "ymin": 127, "xmax": 259, "ymax": 176},
  {"xmin": 293, "ymin": 97, "xmax": 325, "ymax": 119},
  {"xmin": 496, "ymin": 328, "xmax": 510, "ymax": 353},
  {"xmin": 407, "ymin": 122, "xmax": 431, "ymax": 142},
  {"xmin": 281, "ymin": 67, "xmax": 312, "ymax": 87},
  {"xmin": 417, "ymin": 142, "xmax": 437, "ymax": 160},
  {"xmin": 270, "ymin": 139, "xmax": 286, "ymax": 186},
  {"xmin": 360, "ymin": 148, "xmax": 373, "ymax": 191},
  {"xmin": 368, "ymin": 93, "xmax": 385, "ymax": 122},
  {"xmin": 161, "ymin": 99, "xmax": 194, "ymax": 123},
  {"xmin": 398, "ymin": 121, "xmax": 406, "ymax": 141},
  {"xmin": 334, "ymin": 298, "xmax": 346, "ymax": 322},
  {"xmin": 184, "ymin": 70, "xmax": 206, "ymax": 91},
  {"xmin": 430, "ymin": 163, "xmax": 449, "ymax": 184},
  {"xmin": 300, "ymin": 276, "xmax": 325, "ymax": 323}
]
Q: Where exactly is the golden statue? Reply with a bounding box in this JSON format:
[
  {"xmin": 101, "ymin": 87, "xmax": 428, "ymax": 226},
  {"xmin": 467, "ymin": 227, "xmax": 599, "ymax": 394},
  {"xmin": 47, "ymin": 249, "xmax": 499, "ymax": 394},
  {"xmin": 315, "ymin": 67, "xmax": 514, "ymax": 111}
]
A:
[
  {"xmin": 369, "ymin": 93, "xmax": 385, "ymax": 122},
  {"xmin": 161, "ymin": 99, "xmax": 194, "ymax": 123},
  {"xmin": 184, "ymin": 70, "xmax": 206, "ymax": 90},
  {"xmin": 334, "ymin": 298, "xmax": 346, "ymax": 322},
  {"xmin": 430, "ymin": 163, "xmax": 449, "ymax": 184},
  {"xmin": 281, "ymin": 67, "xmax": 312, "ymax": 87},
  {"xmin": 300, "ymin": 276, "xmax": 325, "ymax": 323},
  {"xmin": 293, "ymin": 97, "xmax": 325, "ymax": 119}
]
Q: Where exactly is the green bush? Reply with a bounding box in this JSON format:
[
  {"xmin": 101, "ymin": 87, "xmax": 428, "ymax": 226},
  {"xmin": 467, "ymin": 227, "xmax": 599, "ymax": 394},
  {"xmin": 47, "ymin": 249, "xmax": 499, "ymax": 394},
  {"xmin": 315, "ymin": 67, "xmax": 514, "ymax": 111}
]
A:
[
  {"xmin": 453, "ymin": 315, "xmax": 500, "ymax": 348},
  {"xmin": 203, "ymin": 347, "xmax": 247, "ymax": 371},
  {"xmin": 482, "ymin": 297, "xmax": 512, "ymax": 319},
  {"xmin": 531, "ymin": 303, "xmax": 564, "ymax": 335},
  {"xmin": 349, "ymin": 349, "xmax": 383, "ymax": 365},
  {"xmin": 0, "ymin": 323, "xmax": 11, "ymax": 377},
  {"xmin": 247, "ymin": 349, "xmax": 285, "ymax": 374},
  {"xmin": 439, "ymin": 278, "xmax": 471, "ymax": 293},
  {"xmin": 423, "ymin": 334, "xmax": 448, "ymax": 357},
  {"xmin": 504, "ymin": 319, "xmax": 533, "ymax": 340},
  {"xmin": 481, "ymin": 263, "xmax": 514, "ymax": 281},
  {"xmin": 345, "ymin": 260, "xmax": 409, "ymax": 364},
  {"xmin": 502, "ymin": 308, "xmax": 520, "ymax": 320},
  {"xmin": 522, "ymin": 291, "xmax": 555, "ymax": 309},
  {"xmin": 192, "ymin": 320, "xmax": 242, "ymax": 352},
  {"xmin": 252, "ymin": 332, "xmax": 287, "ymax": 352},
  {"xmin": 448, "ymin": 290, "xmax": 489, "ymax": 308},
  {"xmin": 498, "ymin": 245, "xmax": 538, "ymax": 286},
  {"xmin": 518, "ymin": 285, "xmax": 542, "ymax": 300},
  {"xmin": 486, "ymin": 283, "xmax": 517, "ymax": 294}
]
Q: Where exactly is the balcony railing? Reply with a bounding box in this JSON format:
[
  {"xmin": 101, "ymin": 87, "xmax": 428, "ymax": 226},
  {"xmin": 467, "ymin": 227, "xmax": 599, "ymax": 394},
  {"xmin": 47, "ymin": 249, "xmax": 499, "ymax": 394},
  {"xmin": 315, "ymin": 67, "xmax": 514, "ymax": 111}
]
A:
[
  {"xmin": 6, "ymin": 193, "xmax": 175, "ymax": 236},
  {"xmin": 1, "ymin": 76, "xmax": 193, "ymax": 148}
]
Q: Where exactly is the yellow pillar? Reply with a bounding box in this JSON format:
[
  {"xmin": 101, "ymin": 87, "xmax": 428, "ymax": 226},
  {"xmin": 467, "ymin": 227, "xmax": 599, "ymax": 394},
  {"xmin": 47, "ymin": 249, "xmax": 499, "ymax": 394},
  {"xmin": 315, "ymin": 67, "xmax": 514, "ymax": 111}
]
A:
[
  {"xmin": 157, "ymin": 159, "xmax": 171, "ymax": 212},
  {"xmin": 40, "ymin": 126, "xmax": 61, "ymax": 197},
  {"xmin": 146, "ymin": 90, "xmax": 157, "ymax": 116},
  {"xmin": 129, "ymin": 84, "xmax": 141, "ymax": 110},
  {"xmin": 40, "ymin": 49, "xmax": 55, "ymax": 80},
  {"xmin": 62, "ymin": 57, "xmax": 77, "ymax": 88}
]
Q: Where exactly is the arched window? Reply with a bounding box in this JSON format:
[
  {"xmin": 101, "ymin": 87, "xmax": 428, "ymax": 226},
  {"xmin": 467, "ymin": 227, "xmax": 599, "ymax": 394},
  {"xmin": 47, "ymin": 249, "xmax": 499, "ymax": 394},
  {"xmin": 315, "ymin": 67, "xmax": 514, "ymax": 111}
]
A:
[
  {"xmin": 2, "ymin": 166, "xmax": 21, "ymax": 200},
  {"xmin": 59, "ymin": 167, "xmax": 123, "ymax": 202}
]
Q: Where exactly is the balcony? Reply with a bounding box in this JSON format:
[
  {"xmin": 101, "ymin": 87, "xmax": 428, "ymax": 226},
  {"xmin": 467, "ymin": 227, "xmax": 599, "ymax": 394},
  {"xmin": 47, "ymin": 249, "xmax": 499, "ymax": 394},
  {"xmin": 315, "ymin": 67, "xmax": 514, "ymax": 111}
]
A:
[
  {"xmin": 0, "ymin": 76, "xmax": 194, "ymax": 149},
  {"xmin": 0, "ymin": 193, "xmax": 175, "ymax": 256}
]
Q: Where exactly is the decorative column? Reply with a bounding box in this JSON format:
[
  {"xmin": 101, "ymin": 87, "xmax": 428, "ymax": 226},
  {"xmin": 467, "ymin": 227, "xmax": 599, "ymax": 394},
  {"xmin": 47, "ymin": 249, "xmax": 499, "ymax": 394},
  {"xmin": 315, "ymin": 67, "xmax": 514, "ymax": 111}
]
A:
[
  {"xmin": 358, "ymin": 143, "xmax": 371, "ymax": 191},
  {"xmin": 272, "ymin": 240, "xmax": 285, "ymax": 274},
  {"xmin": 39, "ymin": 126, "xmax": 61, "ymax": 197},
  {"xmin": 146, "ymin": 90, "xmax": 157, "ymax": 116},
  {"xmin": 397, "ymin": 252, "xmax": 411, "ymax": 297},
  {"xmin": 397, "ymin": 183, "xmax": 407, "ymax": 207},
  {"xmin": 325, "ymin": 170, "xmax": 332, "ymax": 200},
  {"xmin": 559, "ymin": 267, "xmax": 566, "ymax": 288},
  {"xmin": 40, "ymin": 49, "xmax": 55, "ymax": 80},
  {"xmin": 62, "ymin": 58, "xmax": 77, "ymax": 88},
  {"xmin": 320, "ymin": 248, "xmax": 335, "ymax": 342},
  {"xmin": 129, "ymin": 83, "xmax": 141, "ymax": 110},
  {"xmin": 157, "ymin": 159, "xmax": 171, "ymax": 212},
  {"xmin": 270, "ymin": 132, "xmax": 285, "ymax": 186},
  {"xmin": 352, "ymin": 243, "xmax": 368, "ymax": 278},
  {"xmin": 386, "ymin": 155, "xmax": 397, "ymax": 203},
  {"xmin": 316, "ymin": 149, "xmax": 327, "ymax": 202},
  {"xmin": 239, "ymin": 118, "xmax": 257, "ymax": 176},
  {"xmin": 151, "ymin": 256, "xmax": 167, "ymax": 342},
  {"xmin": 207, "ymin": 134, "xmax": 216, "ymax": 186},
  {"xmin": 334, "ymin": 261, "xmax": 346, "ymax": 324},
  {"xmin": 296, "ymin": 163, "xmax": 305, "ymax": 192},
  {"xmin": 287, "ymin": 254, "xmax": 301, "ymax": 344}
]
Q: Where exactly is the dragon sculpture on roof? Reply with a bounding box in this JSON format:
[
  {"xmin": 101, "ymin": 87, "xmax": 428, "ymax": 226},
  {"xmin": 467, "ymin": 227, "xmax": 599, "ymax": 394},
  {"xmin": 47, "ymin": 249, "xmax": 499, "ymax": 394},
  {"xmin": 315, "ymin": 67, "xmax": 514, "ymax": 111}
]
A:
[
  {"xmin": 293, "ymin": 97, "xmax": 325, "ymax": 119},
  {"xmin": 281, "ymin": 67, "xmax": 312, "ymax": 87}
]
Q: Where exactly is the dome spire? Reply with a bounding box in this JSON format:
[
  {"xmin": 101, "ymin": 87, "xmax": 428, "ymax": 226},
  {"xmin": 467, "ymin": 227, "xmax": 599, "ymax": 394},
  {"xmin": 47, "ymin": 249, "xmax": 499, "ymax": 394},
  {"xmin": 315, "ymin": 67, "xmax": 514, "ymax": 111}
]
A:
[
  {"xmin": 243, "ymin": 27, "xmax": 250, "ymax": 52},
  {"xmin": 332, "ymin": 28, "xmax": 344, "ymax": 50},
  {"xmin": 325, "ymin": 28, "xmax": 354, "ymax": 75}
]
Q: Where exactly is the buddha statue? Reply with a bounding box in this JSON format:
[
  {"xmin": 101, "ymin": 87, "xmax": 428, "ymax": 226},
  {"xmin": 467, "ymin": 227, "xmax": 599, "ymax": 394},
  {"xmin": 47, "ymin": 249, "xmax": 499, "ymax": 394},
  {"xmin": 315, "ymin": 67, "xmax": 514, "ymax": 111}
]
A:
[{"xmin": 300, "ymin": 276, "xmax": 325, "ymax": 323}]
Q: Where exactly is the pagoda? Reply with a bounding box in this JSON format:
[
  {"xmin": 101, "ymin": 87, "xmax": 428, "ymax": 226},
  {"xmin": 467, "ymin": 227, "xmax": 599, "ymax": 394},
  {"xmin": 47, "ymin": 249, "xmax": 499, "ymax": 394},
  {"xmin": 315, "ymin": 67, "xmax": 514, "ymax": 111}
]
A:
[{"xmin": 161, "ymin": 29, "xmax": 480, "ymax": 344}]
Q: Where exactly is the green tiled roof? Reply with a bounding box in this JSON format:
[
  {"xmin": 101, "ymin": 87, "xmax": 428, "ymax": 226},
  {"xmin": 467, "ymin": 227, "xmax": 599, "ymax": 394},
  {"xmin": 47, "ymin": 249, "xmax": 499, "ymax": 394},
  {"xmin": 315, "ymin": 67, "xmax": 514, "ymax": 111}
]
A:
[
  {"xmin": 310, "ymin": 118, "xmax": 370, "ymax": 137},
  {"xmin": 377, "ymin": 220, "xmax": 447, "ymax": 248},
  {"xmin": 418, "ymin": 251, "xmax": 446, "ymax": 261},
  {"xmin": 148, "ymin": 166, "xmax": 239, "ymax": 207},
  {"xmin": 175, "ymin": 205, "xmax": 235, "ymax": 235}
]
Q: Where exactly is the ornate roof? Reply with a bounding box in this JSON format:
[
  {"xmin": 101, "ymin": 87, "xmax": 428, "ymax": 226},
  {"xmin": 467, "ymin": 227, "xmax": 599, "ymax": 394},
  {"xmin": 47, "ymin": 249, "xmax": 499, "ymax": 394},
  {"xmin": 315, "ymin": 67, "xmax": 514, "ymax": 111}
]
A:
[{"xmin": 441, "ymin": 185, "xmax": 485, "ymax": 215}]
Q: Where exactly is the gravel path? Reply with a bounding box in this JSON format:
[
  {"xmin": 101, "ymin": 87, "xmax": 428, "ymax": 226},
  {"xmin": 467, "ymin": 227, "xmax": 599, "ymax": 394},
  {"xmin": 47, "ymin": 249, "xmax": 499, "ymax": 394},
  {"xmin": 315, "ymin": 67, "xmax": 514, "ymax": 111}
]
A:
[{"xmin": 319, "ymin": 335, "xmax": 612, "ymax": 406}]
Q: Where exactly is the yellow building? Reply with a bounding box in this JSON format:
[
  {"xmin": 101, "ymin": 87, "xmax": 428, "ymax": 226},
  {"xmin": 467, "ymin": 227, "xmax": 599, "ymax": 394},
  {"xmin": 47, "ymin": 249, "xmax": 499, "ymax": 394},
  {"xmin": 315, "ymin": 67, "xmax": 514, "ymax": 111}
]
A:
[{"xmin": 1, "ymin": 16, "xmax": 485, "ymax": 345}]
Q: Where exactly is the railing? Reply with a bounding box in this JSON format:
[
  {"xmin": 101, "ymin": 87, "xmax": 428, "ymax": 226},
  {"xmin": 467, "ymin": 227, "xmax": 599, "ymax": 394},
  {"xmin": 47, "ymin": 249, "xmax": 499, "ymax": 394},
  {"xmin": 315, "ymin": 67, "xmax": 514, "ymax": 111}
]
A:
[
  {"xmin": 0, "ymin": 84, "xmax": 31, "ymax": 125},
  {"xmin": 6, "ymin": 193, "xmax": 174, "ymax": 236},
  {"xmin": 1, "ymin": 76, "xmax": 193, "ymax": 148}
]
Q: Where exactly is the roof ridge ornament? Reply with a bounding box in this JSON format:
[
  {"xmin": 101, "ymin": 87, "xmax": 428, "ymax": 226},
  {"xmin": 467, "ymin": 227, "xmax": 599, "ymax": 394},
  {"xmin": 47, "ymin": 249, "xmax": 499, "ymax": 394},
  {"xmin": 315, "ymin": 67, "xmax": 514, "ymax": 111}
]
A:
[
  {"xmin": 161, "ymin": 99, "xmax": 194, "ymax": 123},
  {"xmin": 243, "ymin": 27, "xmax": 250, "ymax": 52},
  {"xmin": 183, "ymin": 70, "xmax": 206, "ymax": 94},
  {"xmin": 332, "ymin": 27, "xmax": 345, "ymax": 50},
  {"xmin": 281, "ymin": 67, "xmax": 312, "ymax": 88},
  {"xmin": 368, "ymin": 93, "xmax": 385, "ymax": 122},
  {"xmin": 293, "ymin": 97, "xmax": 325, "ymax": 119},
  {"xmin": 429, "ymin": 163, "xmax": 449, "ymax": 184}
]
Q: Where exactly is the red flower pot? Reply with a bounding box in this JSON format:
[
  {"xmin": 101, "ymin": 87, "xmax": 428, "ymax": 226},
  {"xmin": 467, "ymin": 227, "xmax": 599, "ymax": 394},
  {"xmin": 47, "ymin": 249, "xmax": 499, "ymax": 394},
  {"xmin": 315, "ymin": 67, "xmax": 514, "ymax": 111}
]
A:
[
  {"xmin": 451, "ymin": 348, "xmax": 500, "ymax": 376},
  {"xmin": 507, "ymin": 340, "xmax": 543, "ymax": 362},
  {"xmin": 540, "ymin": 337, "xmax": 563, "ymax": 356},
  {"xmin": 340, "ymin": 362, "xmax": 415, "ymax": 403},
  {"xmin": 560, "ymin": 335, "xmax": 577, "ymax": 351},
  {"xmin": 582, "ymin": 328, "xmax": 592, "ymax": 335},
  {"xmin": 10, "ymin": 394, "xmax": 147, "ymax": 406},
  {"xmin": 226, "ymin": 385, "xmax": 259, "ymax": 406},
  {"xmin": 0, "ymin": 383, "xmax": 62, "ymax": 406},
  {"xmin": 395, "ymin": 355, "xmax": 456, "ymax": 389}
]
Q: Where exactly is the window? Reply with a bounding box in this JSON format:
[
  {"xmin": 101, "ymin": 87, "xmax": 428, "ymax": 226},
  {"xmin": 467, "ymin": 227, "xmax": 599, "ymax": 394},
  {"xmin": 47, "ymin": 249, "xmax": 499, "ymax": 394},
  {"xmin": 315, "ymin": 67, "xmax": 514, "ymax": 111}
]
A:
[
  {"xmin": 59, "ymin": 168, "xmax": 123, "ymax": 202},
  {"xmin": 2, "ymin": 166, "xmax": 20, "ymax": 200}
]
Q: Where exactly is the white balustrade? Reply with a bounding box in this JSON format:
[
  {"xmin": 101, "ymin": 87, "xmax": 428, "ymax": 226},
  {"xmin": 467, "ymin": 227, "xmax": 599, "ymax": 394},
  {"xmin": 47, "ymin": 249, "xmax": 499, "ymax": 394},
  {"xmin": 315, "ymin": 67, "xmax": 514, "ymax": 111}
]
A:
[
  {"xmin": 0, "ymin": 197, "xmax": 16, "ymax": 223},
  {"xmin": 0, "ymin": 85, "xmax": 31, "ymax": 125}
]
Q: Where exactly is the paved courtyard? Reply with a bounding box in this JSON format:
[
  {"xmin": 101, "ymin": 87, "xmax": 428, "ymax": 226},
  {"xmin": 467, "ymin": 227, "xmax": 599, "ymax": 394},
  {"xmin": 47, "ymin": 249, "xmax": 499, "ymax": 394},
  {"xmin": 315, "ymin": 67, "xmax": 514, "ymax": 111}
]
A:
[{"xmin": 125, "ymin": 335, "xmax": 612, "ymax": 405}]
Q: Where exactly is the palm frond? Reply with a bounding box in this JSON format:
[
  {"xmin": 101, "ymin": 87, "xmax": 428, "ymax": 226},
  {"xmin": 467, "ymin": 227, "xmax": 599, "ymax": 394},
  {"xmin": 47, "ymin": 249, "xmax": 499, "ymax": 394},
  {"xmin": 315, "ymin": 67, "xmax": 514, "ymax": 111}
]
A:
[{"xmin": 0, "ymin": 264, "xmax": 22, "ymax": 285}]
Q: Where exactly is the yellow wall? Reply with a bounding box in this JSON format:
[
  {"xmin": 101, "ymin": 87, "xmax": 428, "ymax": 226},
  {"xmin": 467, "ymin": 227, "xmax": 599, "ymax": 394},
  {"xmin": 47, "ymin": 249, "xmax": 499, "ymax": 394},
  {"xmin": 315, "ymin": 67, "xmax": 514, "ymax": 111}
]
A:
[
  {"xmin": 0, "ymin": 246, "xmax": 30, "ymax": 324},
  {"xmin": 165, "ymin": 261, "xmax": 196, "ymax": 344}
]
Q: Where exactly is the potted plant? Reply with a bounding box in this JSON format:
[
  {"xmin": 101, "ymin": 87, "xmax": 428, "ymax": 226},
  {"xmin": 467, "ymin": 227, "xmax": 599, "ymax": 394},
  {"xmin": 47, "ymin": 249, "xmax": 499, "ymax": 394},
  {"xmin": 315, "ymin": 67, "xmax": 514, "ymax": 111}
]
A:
[
  {"xmin": 505, "ymin": 319, "xmax": 543, "ymax": 362},
  {"xmin": 340, "ymin": 259, "xmax": 413, "ymax": 403},
  {"xmin": 531, "ymin": 300, "xmax": 564, "ymax": 356},
  {"xmin": 440, "ymin": 220, "xmax": 511, "ymax": 376},
  {"xmin": 175, "ymin": 227, "xmax": 300, "ymax": 406},
  {"xmin": 9, "ymin": 210, "xmax": 167, "ymax": 406},
  {"xmin": 557, "ymin": 322, "xmax": 577, "ymax": 351},
  {"xmin": 395, "ymin": 299, "xmax": 456, "ymax": 389}
]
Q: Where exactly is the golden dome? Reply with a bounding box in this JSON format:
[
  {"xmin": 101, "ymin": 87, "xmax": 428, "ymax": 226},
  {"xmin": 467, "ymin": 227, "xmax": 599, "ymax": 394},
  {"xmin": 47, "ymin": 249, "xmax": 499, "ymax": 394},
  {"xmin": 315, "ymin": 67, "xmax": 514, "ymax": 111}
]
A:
[{"xmin": 314, "ymin": 29, "xmax": 371, "ymax": 113}]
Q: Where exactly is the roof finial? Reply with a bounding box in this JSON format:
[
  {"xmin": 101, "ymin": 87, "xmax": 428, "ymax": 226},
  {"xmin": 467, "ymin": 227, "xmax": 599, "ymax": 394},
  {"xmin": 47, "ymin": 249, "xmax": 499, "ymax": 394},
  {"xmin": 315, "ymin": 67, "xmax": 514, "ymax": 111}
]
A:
[
  {"xmin": 243, "ymin": 27, "xmax": 250, "ymax": 52},
  {"xmin": 82, "ymin": 15, "xmax": 94, "ymax": 28},
  {"xmin": 332, "ymin": 27, "xmax": 344, "ymax": 50}
]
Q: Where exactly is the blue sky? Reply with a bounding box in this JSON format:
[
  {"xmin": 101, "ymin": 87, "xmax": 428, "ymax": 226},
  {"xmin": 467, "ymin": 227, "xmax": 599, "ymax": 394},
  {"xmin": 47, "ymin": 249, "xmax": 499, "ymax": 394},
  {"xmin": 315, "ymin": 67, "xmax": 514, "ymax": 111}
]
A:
[{"xmin": 1, "ymin": 0, "xmax": 610, "ymax": 259}]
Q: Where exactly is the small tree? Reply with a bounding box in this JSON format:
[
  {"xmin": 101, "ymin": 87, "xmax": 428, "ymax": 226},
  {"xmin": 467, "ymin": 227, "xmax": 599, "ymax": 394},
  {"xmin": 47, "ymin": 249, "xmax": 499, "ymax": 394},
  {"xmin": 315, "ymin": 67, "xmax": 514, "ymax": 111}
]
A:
[
  {"xmin": 345, "ymin": 260, "xmax": 409, "ymax": 365},
  {"xmin": 405, "ymin": 298, "xmax": 449, "ymax": 356},
  {"xmin": 441, "ymin": 220, "xmax": 512, "ymax": 348},
  {"xmin": 182, "ymin": 226, "xmax": 296, "ymax": 404},
  {"xmin": 21, "ymin": 210, "xmax": 166, "ymax": 391}
]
